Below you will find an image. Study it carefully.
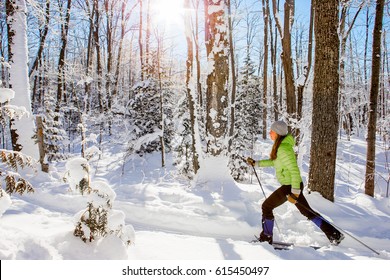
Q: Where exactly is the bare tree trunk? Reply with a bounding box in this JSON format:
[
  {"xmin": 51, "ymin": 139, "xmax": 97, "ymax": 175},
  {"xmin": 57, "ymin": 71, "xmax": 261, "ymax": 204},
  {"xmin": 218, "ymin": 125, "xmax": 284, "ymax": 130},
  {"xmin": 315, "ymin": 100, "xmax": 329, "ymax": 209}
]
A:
[
  {"xmin": 139, "ymin": 0, "xmax": 144, "ymax": 80},
  {"xmin": 145, "ymin": 0, "xmax": 151, "ymax": 77},
  {"xmin": 362, "ymin": 6, "xmax": 370, "ymax": 125},
  {"xmin": 93, "ymin": 0, "xmax": 104, "ymax": 113},
  {"xmin": 308, "ymin": 0, "xmax": 340, "ymax": 202},
  {"xmin": 104, "ymin": 0, "xmax": 114, "ymax": 112},
  {"xmin": 56, "ymin": 0, "xmax": 72, "ymax": 117},
  {"xmin": 113, "ymin": 1, "xmax": 138, "ymax": 98},
  {"xmin": 156, "ymin": 35, "xmax": 165, "ymax": 167},
  {"xmin": 262, "ymin": 0, "xmax": 270, "ymax": 140},
  {"xmin": 382, "ymin": 31, "xmax": 389, "ymax": 121},
  {"xmin": 227, "ymin": 0, "xmax": 236, "ymax": 149},
  {"xmin": 36, "ymin": 116, "xmax": 49, "ymax": 172},
  {"xmin": 84, "ymin": 0, "xmax": 94, "ymax": 114},
  {"xmin": 204, "ymin": 0, "xmax": 230, "ymax": 156},
  {"xmin": 29, "ymin": 0, "xmax": 50, "ymax": 78},
  {"xmin": 268, "ymin": 4, "xmax": 278, "ymax": 121},
  {"xmin": 272, "ymin": 0, "xmax": 296, "ymax": 119},
  {"xmin": 364, "ymin": 6, "xmax": 369, "ymax": 92},
  {"xmin": 365, "ymin": 0, "xmax": 385, "ymax": 197},
  {"xmin": 194, "ymin": 0, "xmax": 202, "ymax": 108}
]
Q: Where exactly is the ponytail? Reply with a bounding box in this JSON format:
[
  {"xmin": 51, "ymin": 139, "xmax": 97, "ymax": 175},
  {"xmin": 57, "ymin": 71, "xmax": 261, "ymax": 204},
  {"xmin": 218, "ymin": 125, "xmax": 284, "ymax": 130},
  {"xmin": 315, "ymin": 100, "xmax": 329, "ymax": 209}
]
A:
[{"xmin": 270, "ymin": 135, "xmax": 286, "ymax": 160}]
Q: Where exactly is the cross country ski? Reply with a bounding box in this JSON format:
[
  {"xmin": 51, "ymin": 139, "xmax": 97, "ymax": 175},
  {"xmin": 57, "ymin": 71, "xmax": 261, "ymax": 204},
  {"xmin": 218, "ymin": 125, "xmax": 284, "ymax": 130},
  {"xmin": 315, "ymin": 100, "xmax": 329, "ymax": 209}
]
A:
[{"xmin": 251, "ymin": 236, "xmax": 323, "ymax": 251}]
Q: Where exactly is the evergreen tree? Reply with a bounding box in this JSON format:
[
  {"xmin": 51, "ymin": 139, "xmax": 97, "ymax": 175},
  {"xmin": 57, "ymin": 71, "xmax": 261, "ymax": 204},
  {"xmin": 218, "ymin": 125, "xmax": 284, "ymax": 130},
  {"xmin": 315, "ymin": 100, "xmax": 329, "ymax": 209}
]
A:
[
  {"xmin": 41, "ymin": 89, "xmax": 68, "ymax": 162},
  {"xmin": 173, "ymin": 92, "xmax": 196, "ymax": 179},
  {"xmin": 127, "ymin": 79, "xmax": 161, "ymax": 156},
  {"xmin": 230, "ymin": 56, "xmax": 261, "ymax": 181}
]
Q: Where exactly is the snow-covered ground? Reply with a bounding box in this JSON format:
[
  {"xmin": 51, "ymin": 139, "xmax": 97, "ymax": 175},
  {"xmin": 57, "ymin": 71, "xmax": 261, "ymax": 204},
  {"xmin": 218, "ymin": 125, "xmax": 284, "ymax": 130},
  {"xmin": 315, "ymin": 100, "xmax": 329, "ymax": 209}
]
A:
[{"xmin": 1, "ymin": 135, "xmax": 389, "ymax": 262}]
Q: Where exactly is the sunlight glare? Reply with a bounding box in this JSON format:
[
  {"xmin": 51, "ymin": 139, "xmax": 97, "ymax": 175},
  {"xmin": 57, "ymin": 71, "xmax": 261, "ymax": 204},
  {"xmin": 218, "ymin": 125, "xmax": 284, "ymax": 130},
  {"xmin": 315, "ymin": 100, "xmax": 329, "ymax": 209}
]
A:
[{"xmin": 152, "ymin": 0, "xmax": 184, "ymax": 28}]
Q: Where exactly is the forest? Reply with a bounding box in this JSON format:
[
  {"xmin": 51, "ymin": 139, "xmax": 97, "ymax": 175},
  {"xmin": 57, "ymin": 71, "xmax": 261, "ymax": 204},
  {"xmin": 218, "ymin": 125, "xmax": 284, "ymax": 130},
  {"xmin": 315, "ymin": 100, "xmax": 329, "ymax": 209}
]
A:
[
  {"xmin": 0, "ymin": 0, "xmax": 390, "ymax": 264},
  {"xmin": 0, "ymin": 0, "xmax": 389, "ymax": 261}
]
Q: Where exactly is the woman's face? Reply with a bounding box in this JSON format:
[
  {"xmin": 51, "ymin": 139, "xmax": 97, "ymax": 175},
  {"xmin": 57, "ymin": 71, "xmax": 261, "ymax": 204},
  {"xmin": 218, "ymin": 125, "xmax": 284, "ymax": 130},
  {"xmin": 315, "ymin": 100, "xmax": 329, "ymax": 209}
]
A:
[{"xmin": 269, "ymin": 130, "xmax": 278, "ymax": 141}]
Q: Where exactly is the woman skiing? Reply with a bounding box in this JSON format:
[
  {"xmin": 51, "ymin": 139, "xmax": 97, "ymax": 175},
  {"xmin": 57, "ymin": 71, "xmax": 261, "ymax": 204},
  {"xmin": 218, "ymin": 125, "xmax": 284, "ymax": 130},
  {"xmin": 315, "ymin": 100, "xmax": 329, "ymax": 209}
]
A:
[{"xmin": 247, "ymin": 120, "xmax": 344, "ymax": 245}]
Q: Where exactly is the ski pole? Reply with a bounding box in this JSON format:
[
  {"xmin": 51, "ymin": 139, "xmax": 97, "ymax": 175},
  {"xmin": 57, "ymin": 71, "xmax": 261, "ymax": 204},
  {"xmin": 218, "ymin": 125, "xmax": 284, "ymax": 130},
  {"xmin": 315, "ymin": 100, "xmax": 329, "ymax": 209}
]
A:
[
  {"xmin": 251, "ymin": 165, "xmax": 267, "ymax": 199},
  {"xmin": 294, "ymin": 200, "xmax": 380, "ymax": 255}
]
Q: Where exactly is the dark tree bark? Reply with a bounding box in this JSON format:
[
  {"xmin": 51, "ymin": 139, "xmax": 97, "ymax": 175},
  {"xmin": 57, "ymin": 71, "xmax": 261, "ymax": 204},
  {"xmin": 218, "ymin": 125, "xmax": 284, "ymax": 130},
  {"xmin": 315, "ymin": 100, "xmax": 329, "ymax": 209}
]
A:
[
  {"xmin": 272, "ymin": 0, "xmax": 296, "ymax": 118},
  {"xmin": 227, "ymin": 0, "xmax": 237, "ymax": 149},
  {"xmin": 261, "ymin": 0, "xmax": 270, "ymax": 140},
  {"xmin": 29, "ymin": 0, "xmax": 50, "ymax": 78},
  {"xmin": 139, "ymin": 0, "xmax": 144, "ymax": 80},
  {"xmin": 308, "ymin": 0, "xmax": 340, "ymax": 202},
  {"xmin": 365, "ymin": 0, "xmax": 385, "ymax": 197},
  {"xmin": 55, "ymin": 0, "xmax": 72, "ymax": 117}
]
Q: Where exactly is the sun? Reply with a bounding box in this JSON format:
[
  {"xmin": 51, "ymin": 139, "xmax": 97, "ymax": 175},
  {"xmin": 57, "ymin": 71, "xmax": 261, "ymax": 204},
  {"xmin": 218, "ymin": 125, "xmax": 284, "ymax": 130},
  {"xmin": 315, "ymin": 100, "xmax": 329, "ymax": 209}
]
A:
[{"xmin": 152, "ymin": 0, "xmax": 185, "ymax": 28}]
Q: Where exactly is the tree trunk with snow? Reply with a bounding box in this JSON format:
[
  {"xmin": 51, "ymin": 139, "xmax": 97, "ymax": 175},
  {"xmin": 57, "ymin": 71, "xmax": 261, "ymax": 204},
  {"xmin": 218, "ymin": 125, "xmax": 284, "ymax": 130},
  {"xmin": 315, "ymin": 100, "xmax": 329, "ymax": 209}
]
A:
[
  {"xmin": 365, "ymin": 0, "xmax": 385, "ymax": 197},
  {"xmin": 6, "ymin": 0, "xmax": 39, "ymax": 159},
  {"xmin": 184, "ymin": 0, "xmax": 200, "ymax": 173},
  {"xmin": 227, "ymin": 0, "xmax": 236, "ymax": 150},
  {"xmin": 272, "ymin": 0, "xmax": 296, "ymax": 119},
  {"xmin": 308, "ymin": 0, "xmax": 340, "ymax": 202},
  {"xmin": 204, "ymin": 0, "xmax": 230, "ymax": 156}
]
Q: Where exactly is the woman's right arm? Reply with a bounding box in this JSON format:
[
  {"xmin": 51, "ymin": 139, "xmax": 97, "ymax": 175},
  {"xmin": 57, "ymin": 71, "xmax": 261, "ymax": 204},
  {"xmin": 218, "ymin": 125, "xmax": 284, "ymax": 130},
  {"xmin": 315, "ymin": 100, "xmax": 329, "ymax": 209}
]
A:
[{"xmin": 258, "ymin": 159, "xmax": 274, "ymax": 167}]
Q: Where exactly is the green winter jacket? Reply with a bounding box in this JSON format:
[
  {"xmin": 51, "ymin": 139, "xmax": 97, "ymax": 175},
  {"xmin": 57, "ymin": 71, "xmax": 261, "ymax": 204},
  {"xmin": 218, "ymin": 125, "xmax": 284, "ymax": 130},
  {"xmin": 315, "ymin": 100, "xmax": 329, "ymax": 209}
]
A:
[{"xmin": 258, "ymin": 134, "xmax": 302, "ymax": 193}]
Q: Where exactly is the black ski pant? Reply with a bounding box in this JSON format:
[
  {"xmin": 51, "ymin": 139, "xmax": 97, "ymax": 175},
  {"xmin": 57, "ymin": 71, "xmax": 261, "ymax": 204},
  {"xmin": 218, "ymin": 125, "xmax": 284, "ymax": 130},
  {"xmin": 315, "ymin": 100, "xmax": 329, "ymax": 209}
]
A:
[
  {"xmin": 262, "ymin": 183, "xmax": 319, "ymax": 220},
  {"xmin": 261, "ymin": 183, "xmax": 341, "ymax": 240}
]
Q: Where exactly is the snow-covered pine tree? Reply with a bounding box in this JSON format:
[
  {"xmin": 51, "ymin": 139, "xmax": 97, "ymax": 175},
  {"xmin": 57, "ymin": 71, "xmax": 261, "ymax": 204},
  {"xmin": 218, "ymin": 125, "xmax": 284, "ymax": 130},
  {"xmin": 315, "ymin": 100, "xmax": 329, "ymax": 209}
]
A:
[
  {"xmin": 127, "ymin": 79, "xmax": 162, "ymax": 156},
  {"xmin": 126, "ymin": 77, "xmax": 174, "ymax": 157},
  {"xmin": 173, "ymin": 93, "xmax": 196, "ymax": 179},
  {"xmin": 40, "ymin": 89, "xmax": 68, "ymax": 162},
  {"xmin": 66, "ymin": 158, "xmax": 134, "ymax": 245},
  {"xmin": 229, "ymin": 55, "xmax": 261, "ymax": 181},
  {"xmin": 160, "ymin": 79, "xmax": 175, "ymax": 153}
]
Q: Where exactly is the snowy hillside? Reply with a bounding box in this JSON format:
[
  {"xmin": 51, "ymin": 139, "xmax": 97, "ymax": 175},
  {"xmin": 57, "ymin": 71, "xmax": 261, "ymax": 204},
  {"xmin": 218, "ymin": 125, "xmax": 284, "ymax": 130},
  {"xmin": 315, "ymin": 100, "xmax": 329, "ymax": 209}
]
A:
[{"xmin": 0, "ymin": 135, "xmax": 389, "ymax": 262}]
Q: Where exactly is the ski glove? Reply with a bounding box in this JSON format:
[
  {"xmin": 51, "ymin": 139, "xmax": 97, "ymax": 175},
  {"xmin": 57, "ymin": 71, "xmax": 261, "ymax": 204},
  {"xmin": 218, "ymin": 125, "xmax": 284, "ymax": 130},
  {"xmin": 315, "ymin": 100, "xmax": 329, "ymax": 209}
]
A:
[
  {"xmin": 246, "ymin": 157, "xmax": 256, "ymax": 167},
  {"xmin": 287, "ymin": 193, "xmax": 299, "ymax": 204}
]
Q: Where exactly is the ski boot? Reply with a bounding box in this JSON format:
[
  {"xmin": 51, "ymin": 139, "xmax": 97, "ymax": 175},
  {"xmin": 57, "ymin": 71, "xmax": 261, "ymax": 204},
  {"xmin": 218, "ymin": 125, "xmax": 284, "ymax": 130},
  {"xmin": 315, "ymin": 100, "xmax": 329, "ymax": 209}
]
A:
[
  {"xmin": 312, "ymin": 216, "xmax": 344, "ymax": 245},
  {"xmin": 258, "ymin": 218, "xmax": 274, "ymax": 244}
]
